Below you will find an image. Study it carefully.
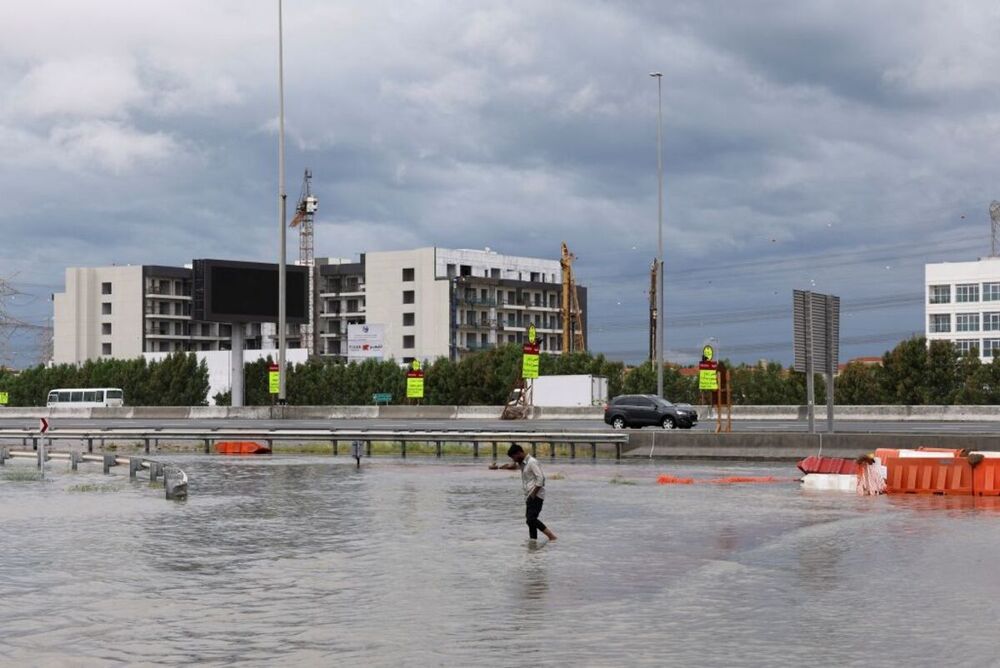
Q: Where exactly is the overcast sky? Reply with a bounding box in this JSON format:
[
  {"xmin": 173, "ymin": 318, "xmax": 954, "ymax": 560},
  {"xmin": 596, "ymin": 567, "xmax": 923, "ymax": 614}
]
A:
[{"xmin": 3, "ymin": 1, "xmax": 1000, "ymax": 368}]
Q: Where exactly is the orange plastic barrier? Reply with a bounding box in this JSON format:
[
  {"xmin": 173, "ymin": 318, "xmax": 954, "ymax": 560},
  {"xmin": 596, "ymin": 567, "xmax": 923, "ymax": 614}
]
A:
[
  {"xmin": 875, "ymin": 447, "xmax": 963, "ymax": 461},
  {"xmin": 972, "ymin": 459, "xmax": 1000, "ymax": 496},
  {"xmin": 215, "ymin": 441, "xmax": 271, "ymax": 455},
  {"xmin": 884, "ymin": 456, "xmax": 973, "ymax": 495}
]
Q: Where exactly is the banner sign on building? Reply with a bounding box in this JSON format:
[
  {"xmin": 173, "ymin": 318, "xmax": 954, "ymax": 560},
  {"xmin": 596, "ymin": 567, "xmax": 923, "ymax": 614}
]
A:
[
  {"xmin": 268, "ymin": 363, "xmax": 280, "ymax": 395},
  {"xmin": 406, "ymin": 360, "xmax": 424, "ymax": 399},
  {"xmin": 348, "ymin": 324, "xmax": 385, "ymax": 362}
]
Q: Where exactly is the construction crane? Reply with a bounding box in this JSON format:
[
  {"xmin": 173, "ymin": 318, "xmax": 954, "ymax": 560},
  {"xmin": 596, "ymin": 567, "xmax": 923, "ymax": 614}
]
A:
[
  {"xmin": 290, "ymin": 169, "xmax": 318, "ymax": 355},
  {"xmin": 560, "ymin": 242, "xmax": 586, "ymax": 355}
]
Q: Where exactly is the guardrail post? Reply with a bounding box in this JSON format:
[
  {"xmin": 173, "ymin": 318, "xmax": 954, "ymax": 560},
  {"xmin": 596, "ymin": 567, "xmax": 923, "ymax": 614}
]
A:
[
  {"xmin": 153, "ymin": 438, "xmax": 158, "ymax": 453},
  {"xmin": 203, "ymin": 439, "xmax": 210, "ymax": 454},
  {"xmin": 87, "ymin": 437, "xmax": 93, "ymax": 454},
  {"xmin": 266, "ymin": 439, "xmax": 274, "ymax": 453},
  {"xmin": 531, "ymin": 443, "xmax": 537, "ymax": 458},
  {"xmin": 550, "ymin": 442, "xmax": 556, "ymax": 460},
  {"xmin": 435, "ymin": 440, "xmax": 442, "ymax": 458},
  {"xmin": 401, "ymin": 440, "xmax": 406, "ymax": 459},
  {"xmin": 473, "ymin": 441, "xmax": 479, "ymax": 458},
  {"xmin": 591, "ymin": 442, "xmax": 597, "ymax": 460},
  {"xmin": 149, "ymin": 461, "xmax": 163, "ymax": 483},
  {"xmin": 615, "ymin": 442, "xmax": 622, "ymax": 460},
  {"xmin": 0, "ymin": 446, "xmax": 7, "ymax": 466},
  {"xmin": 129, "ymin": 457, "xmax": 142, "ymax": 479},
  {"xmin": 332, "ymin": 440, "xmax": 339, "ymax": 456},
  {"xmin": 103, "ymin": 453, "xmax": 116, "ymax": 474},
  {"xmin": 144, "ymin": 438, "xmax": 150, "ymax": 454},
  {"xmin": 31, "ymin": 436, "xmax": 37, "ymax": 452},
  {"xmin": 365, "ymin": 440, "xmax": 372, "ymax": 457},
  {"xmin": 70, "ymin": 451, "xmax": 81, "ymax": 471},
  {"xmin": 492, "ymin": 442, "xmax": 498, "ymax": 461},
  {"xmin": 570, "ymin": 442, "xmax": 576, "ymax": 459}
]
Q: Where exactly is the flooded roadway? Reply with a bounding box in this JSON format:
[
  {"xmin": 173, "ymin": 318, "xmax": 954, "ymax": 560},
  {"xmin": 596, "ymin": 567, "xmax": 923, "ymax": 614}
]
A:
[{"xmin": 2, "ymin": 456, "xmax": 999, "ymax": 666}]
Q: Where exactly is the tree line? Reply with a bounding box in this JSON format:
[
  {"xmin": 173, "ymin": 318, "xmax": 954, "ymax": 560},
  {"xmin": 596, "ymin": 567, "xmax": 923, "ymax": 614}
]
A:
[
  {"xmin": 0, "ymin": 353, "xmax": 210, "ymax": 407},
  {"xmin": 1, "ymin": 337, "xmax": 997, "ymax": 407}
]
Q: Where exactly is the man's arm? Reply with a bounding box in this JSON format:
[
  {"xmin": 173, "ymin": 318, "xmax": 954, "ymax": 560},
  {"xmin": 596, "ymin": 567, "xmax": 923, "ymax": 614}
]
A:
[{"xmin": 488, "ymin": 462, "xmax": 518, "ymax": 470}]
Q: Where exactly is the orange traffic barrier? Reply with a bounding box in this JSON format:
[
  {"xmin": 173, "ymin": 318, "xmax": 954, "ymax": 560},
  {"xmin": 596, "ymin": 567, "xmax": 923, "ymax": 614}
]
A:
[
  {"xmin": 215, "ymin": 441, "xmax": 271, "ymax": 455},
  {"xmin": 875, "ymin": 447, "xmax": 963, "ymax": 461},
  {"xmin": 972, "ymin": 457, "xmax": 1000, "ymax": 496},
  {"xmin": 884, "ymin": 455, "xmax": 973, "ymax": 495}
]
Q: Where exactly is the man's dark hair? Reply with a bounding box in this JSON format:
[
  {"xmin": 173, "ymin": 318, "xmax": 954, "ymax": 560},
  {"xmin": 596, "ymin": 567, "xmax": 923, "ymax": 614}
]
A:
[{"xmin": 507, "ymin": 444, "xmax": 524, "ymax": 457}]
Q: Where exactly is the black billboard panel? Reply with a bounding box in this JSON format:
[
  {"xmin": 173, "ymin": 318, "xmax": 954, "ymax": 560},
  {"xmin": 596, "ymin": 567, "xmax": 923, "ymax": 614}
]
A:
[{"xmin": 193, "ymin": 259, "xmax": 308, "ymax": 323}]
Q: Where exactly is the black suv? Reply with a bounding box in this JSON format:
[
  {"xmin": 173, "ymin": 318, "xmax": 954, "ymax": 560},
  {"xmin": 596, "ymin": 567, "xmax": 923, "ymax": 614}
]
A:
[{"xmin": 603, "ymin": 394, "xmax": 698, "ymax": 430}]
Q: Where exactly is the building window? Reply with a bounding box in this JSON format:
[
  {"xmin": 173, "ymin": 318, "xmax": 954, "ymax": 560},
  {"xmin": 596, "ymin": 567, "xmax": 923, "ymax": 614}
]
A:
[
  {"xmin": 929, "ymin": 285, "xmax": 951, "ymax": 304},
  {"xmin": 102, "ymin": 302, "xmax": 112, "ymax": 315},
  {"xmin": 101, "ymin": 282, "xmax": 112, "ymax": 295},
  {"xmin": 403, "ymin": 335, "xmax": 415, "ymax": 349},
  {"xmin": 403, "ymin": 312, "xmax": 415, "ymax": 326},
  {"xmin": 403, "ymin": 290, "xmax": 415, "ymax": 304},
  {"xmin": 984, "ymin": 283, "xmax": 1000, "ymax": 301},
  {"xmin": 447, "ymin": 264, "xmax": 456, "ymax": 278},
  {"xmin": 102, "ymin": 323, "xmax": 112, "ymax": 335},
  {"xmin": 956, "ymin": 313, "xmax": 980, "ymax": 332},
  {"xmin": 929, "ymin": 314, "xmax": 951, "ymax": 333},
  {"xmin": 954, "ymin": 339, "xmax": 979, "ymax": 356},
  {"xmin": 984, "ymin": 312, "xmax": 1000, "ymax": 331},
  {"xmin": 491, "ymin": 268, "xmax": 501, "ymax": 279},
  {"xmin": 983, "ymin": 339, "xmax": 1000, "ymax": 357},
  {"xmin": 402, "ymin": 267, "xmax": 415, "ymax": 282},
  {"xmin": 102, "ymin": 343, "xmax": 112, "ymax": 355},
  {"xmin": 460, "ymin": 265, "xmax": 472, "ymax": 277},
  {"xmin": 956, "ymin": 283, "xmax": 980, "ymax": 302}
]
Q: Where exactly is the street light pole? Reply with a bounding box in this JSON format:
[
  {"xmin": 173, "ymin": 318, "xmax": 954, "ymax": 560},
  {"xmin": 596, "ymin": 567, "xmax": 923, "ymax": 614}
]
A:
[
  {"xmin": 277, "ymin": 0, "xmax": 288, "ymax": 403},
  {"xmin": 650, "ymin": 72, "xmax": 664, "ymax": 399}
]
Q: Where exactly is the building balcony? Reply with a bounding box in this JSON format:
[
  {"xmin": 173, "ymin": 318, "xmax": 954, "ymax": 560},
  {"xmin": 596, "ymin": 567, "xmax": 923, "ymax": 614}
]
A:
[{"xmin": 144, "ymin": 312, "xmax": 190, "ymax": 320}]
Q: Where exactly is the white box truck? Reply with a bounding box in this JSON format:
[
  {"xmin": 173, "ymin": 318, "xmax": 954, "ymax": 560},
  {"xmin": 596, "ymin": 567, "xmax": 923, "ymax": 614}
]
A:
[{"xmin": 528, "ymin": 375, "xmax": 609, "ymax": 407}]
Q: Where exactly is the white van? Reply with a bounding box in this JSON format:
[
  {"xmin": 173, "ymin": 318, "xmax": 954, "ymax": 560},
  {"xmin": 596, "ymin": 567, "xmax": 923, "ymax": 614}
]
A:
[{"xmin": 46, "ymin": 388, "xmax": 125, "ymax": 408}]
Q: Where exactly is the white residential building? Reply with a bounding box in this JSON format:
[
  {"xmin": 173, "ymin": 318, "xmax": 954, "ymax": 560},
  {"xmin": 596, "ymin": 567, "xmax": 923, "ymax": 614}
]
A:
[
  {"xmin": 925, "ymin": 257, "xmax": 1000, "ymax": 361},
  {"xmin": 53, "ymin": 247, "xmax": 587, "ymax": 366}
]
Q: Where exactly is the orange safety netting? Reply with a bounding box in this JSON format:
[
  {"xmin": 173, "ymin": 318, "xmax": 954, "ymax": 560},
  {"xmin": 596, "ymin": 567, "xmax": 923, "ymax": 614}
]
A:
[
  {"xmin": 657, "ymin": 474, "xmax": 694, "ymax": 485},
  {"xmin": 657, "ymin": 474, "xmax": 794, "ymax": 486}
]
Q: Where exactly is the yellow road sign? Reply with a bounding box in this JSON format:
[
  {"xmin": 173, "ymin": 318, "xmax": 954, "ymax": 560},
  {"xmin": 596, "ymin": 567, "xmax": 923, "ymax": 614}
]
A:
[
  {"xmin": 406, "ymin": 375, "xmax": 424, "ymax": 399},
  {"xmin": 528, "ymin": 324, "xmax": 537, "ymax": 344},
  {"xmin": 702, "ymin": 344, "xmax": 714, "ymax": 361},
  {"xmin": 0, "ymin": 391, "xmax": 8, "ymax": 405}
]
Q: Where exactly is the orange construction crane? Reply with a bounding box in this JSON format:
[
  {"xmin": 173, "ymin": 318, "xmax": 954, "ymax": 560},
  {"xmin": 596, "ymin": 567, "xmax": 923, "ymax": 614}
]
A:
[{"xmin": 560, "ymin": 242, "xmax": 586, "ymax": 355}]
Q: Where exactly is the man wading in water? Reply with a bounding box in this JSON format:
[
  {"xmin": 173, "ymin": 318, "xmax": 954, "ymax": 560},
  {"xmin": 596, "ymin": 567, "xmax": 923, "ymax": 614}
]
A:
[{"xmin": 490, "ymin": 444, "xmax": 557, "ymax": 542}]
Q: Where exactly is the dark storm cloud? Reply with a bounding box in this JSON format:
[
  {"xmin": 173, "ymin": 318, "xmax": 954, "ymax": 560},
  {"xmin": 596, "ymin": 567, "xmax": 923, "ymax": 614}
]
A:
[{"xmin": 2, "ymin": 0, "xmax": 999, "ymax": 367}]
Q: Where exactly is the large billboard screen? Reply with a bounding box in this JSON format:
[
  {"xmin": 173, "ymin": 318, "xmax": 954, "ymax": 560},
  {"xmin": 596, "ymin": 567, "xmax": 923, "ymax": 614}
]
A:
[
  {"xmin": 348, "ymin": 323, "xmax": 385, "ymax": 361},
  {"xmin": 193, "ymin": 259, "xmax": 308, "ymax": 323}
]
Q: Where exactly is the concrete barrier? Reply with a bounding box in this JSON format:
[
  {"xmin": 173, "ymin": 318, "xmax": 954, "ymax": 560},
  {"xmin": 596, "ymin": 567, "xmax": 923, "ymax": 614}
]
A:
[
  {"xmin": 624, "ymin": 431, "xmax": 1000, "ymax": 461},
  {"xmin": 2, "ymin": 404, "xmax": 1000, "ymax": 422}
]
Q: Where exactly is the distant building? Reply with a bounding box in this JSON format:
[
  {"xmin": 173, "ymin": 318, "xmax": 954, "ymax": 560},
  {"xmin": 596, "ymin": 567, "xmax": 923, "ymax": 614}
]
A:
[
  {"xmin": 925, "ymin": 257, "xmax": 1000, "ymax": 362},
  {"xmin": 52, "ymin": 247, "xmax": 587, "ymax": 366},
  {"xmin": 52, "ymin": 265, "xmax": 285, "ymax": 365}
]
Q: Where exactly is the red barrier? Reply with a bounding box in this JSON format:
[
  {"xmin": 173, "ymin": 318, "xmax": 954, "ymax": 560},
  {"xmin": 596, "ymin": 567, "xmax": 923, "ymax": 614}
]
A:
[{"xmin": 215, "ymin": 441, "xmax": 271, "ymax": 455}]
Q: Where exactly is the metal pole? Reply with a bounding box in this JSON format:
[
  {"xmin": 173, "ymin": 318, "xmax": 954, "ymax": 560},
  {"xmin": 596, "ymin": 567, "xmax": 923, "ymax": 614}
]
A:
[
  {"xmin": 651, "ymin": 72, "xmax": 665, "ymax": 399},
  {"xmin": 826, "ymin": 296, "xmax": 835, "ymax": 433},
  {"xmin": 231, "ymin": 325, "xmax": 245, "ymax": 407},
  {"xmin": 277, "ymin": 0, "xmax": 288, "ymax": 403}
]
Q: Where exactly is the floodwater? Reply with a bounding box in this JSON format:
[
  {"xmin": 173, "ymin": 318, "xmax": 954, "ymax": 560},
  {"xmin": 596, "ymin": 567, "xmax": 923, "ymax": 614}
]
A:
[{"xmin": 2, "ymin": 456, "xmax": 1000, "ymax": 667}]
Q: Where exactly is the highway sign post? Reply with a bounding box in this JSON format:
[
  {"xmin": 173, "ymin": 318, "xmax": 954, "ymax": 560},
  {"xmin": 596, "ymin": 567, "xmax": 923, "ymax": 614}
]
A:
[
  {"xmin": 793, "ymin": 290, "xmax": 840, "ymax": 433},
  {"xmin": 406, "ymin": 360, "xmax": 425, "ymax": 400}
]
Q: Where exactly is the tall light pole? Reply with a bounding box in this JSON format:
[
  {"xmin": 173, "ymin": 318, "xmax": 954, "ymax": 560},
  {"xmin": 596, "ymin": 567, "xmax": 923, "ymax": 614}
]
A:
[
  {"xmin": 650, "ymin": 72, "xmax": 664, "ymax": 399},
  {"xmin": 277, "ymin": 0, "xmax": 288, "ymax": 403}
]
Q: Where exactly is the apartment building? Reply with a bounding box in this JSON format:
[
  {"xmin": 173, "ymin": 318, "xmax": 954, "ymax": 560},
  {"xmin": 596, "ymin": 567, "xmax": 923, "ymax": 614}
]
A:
[
  {"xmin": 53, "ymin": 265, "xmax": 276, "ymax": 364},
  {"xmin": 321, "ymin": 247, "xmax": 586, "ymax": 363},
  {"xmin": 925, "ymin": 257, "xmax": 1000, "ymax": 361},
  {"xmin": 52, "ymin": 247, "xmax": 587, "ymax": 365}
]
